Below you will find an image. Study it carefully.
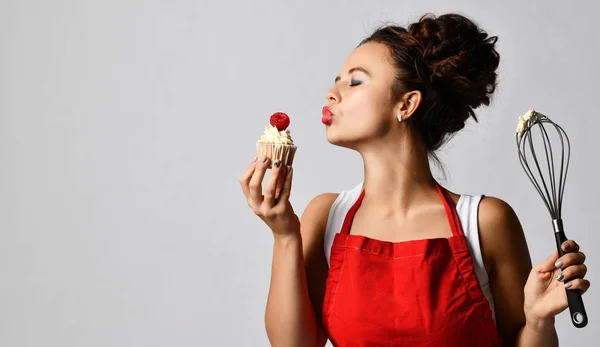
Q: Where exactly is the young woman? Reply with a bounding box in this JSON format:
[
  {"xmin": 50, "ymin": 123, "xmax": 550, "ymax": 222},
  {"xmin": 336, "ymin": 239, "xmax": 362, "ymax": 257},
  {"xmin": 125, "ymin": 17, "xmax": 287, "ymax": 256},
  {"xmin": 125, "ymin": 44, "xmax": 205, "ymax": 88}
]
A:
[{"xmin": 239, "ymin": 13, "xmax": 590, "ymax": 347}]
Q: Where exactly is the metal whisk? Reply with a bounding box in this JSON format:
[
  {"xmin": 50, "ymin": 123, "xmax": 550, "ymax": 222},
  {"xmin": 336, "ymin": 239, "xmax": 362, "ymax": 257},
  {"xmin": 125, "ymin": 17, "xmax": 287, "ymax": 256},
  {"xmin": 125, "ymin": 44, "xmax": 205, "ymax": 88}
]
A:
[{"xmin": 516, "ymin": 110, "xmax": 588, "ymax": 328}]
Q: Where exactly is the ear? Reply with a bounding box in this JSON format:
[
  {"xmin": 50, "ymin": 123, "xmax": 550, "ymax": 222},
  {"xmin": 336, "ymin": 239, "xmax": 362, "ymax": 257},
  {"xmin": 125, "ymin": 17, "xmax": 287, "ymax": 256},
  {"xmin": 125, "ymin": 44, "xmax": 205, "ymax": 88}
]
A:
[{"xmin": 395, "ymin": 90, "xmax": 422, "ymax": 122}]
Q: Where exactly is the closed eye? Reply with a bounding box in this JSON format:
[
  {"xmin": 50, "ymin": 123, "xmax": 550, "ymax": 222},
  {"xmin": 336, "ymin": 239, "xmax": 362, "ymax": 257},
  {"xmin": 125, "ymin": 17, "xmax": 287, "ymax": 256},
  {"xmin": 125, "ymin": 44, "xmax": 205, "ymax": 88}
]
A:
[{"xmin": 350, "ymin": 79, "xmax": 362, "ymax": 87}]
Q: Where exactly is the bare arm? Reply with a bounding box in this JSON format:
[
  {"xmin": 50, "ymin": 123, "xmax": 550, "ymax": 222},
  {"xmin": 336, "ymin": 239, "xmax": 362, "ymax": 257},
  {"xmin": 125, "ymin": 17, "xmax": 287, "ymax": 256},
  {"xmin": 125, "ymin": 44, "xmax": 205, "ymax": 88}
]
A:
[
  {"xmin": 240, "ymin": 158, "xmax": 317, "ymax": 346},
  {"xmin": 478, "ymin": 197, "xmax": 558, "ymax": 347},
  {"xmin": 239, "ymin": 155, "xmax": 337, "ymax": 346},
  {"xmin": 301, "ymin": 193, "xmax": 338, "ymax": 346},
  {"xmin": 264, "ymin": 193, "xmax": 337, "ymax": 347},
  {"xmin": 265, "ymin": 230, "xmax": 318, "ymax": 346},
  {"xmin": 238, "ymin": 157, "xmax": 334, "ymax": 345}
]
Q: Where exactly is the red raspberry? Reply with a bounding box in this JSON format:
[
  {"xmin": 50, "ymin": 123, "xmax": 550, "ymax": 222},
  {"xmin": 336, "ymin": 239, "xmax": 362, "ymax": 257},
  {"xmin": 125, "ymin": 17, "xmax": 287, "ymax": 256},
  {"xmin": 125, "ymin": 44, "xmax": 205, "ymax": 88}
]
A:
[{"xmin": 270, "ymin": 112, "xmax": 290, "ymax": 131}]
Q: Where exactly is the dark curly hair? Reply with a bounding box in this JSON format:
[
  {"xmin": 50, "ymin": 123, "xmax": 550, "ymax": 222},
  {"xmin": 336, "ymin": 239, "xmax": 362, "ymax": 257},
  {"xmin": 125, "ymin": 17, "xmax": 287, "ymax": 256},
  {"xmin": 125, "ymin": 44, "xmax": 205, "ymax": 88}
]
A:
[{"xmin": 360, "ymin": 13, "xmax": 500, "ymax": 155}]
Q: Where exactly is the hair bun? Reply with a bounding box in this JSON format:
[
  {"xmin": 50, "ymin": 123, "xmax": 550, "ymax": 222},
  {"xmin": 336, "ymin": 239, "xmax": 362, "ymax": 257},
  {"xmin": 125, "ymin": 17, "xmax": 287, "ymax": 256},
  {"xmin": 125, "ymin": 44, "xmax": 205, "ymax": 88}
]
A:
[{"xmin": 408, "ymin": 13, "xmax": 500, "ymax": 120}]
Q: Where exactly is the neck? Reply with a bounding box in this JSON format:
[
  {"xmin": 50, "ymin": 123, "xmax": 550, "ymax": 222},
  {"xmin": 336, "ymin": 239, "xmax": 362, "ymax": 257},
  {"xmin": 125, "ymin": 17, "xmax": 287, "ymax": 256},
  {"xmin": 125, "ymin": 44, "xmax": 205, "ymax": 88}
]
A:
[{"xmin": 359, "ymin": 135, "xmax": 436, "ymax": 216}]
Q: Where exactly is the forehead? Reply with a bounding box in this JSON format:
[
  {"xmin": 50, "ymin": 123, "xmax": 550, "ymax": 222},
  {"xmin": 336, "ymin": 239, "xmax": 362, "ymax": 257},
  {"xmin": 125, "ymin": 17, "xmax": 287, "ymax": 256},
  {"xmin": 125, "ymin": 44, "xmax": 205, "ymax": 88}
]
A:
[{"xmin": 340, "ymin": 41, "xmax": 395, "ymax": 76}]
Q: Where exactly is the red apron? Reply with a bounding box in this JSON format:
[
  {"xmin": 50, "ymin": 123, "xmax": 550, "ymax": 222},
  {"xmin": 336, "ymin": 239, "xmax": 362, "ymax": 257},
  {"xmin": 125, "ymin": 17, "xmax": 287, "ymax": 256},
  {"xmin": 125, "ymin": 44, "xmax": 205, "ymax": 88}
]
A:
[{"xmin": 322, "ymin": 181, "xmax": 502, "ymax": 346}]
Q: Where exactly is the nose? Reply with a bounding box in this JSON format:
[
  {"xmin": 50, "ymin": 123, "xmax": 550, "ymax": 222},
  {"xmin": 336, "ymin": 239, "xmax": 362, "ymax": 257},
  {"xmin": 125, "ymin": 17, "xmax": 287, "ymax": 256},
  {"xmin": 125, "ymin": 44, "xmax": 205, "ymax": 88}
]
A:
[{"xmin": 325, "ymin": 87, "xmax": 340, "ymax": 104}]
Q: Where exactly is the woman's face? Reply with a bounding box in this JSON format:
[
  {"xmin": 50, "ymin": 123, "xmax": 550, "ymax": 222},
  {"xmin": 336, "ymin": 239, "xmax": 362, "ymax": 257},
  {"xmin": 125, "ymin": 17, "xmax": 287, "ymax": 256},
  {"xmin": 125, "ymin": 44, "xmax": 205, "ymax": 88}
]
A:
[{"xmin": 324, "ymin": 41, "xmax": 399, "ymax": 148}]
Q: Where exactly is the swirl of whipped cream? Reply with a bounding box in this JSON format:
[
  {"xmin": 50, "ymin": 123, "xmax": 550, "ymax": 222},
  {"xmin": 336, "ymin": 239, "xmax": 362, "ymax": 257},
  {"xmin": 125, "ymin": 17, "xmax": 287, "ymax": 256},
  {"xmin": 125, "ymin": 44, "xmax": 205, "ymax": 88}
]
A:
[
  {"xmin": 258, "ymin": 125, "xmax": 294, "ymax": 145},
  {"xmin": 516, "ymin": 109, "xmax": 545, "ymax": 137}
]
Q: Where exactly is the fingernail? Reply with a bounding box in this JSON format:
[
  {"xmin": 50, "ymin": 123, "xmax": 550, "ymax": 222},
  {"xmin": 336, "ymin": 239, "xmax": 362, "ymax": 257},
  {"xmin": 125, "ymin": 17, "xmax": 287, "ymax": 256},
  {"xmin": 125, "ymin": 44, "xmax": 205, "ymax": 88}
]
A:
[
  {"xmin": 565, "ymin": 282, "xmax": 573, "ymax": 289},
  {"xmin": 287, "ymin": 165, "xmax": 292, "ymax": 173},
  {"xmin": 261, "ymin": 156, "xmax": 268, "ymax": 163},
  {"xmin": 563, "ymin": 242, "xmax": 571, "ymax": 251},
  {"xmin": 273, "ymin": 160, "xmax": 281, "ymax": 168},
  {"xmin": 555, "ymin": 260, "xmax": 563, "ymax": 269},
  {"xmin": 252, "ymin": 156, "xmax": 258, "ymax": 163},
  {"xmin": 556, "ymin": 273, "xmax": 565, "ymax": 281}
]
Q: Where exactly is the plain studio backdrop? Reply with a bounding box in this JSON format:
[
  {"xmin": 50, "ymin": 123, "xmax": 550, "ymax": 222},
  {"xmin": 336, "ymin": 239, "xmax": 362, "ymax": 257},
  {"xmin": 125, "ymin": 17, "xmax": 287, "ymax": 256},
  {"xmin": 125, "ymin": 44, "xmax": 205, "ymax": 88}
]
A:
[{"xmin": 1, "ymin": 0, "xmax": 599, "ymax": 346}]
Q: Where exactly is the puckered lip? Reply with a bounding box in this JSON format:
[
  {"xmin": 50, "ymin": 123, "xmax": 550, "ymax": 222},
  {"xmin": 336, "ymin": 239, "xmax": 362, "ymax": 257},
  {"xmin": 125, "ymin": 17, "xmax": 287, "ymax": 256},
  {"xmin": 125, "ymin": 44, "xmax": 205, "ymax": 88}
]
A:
[{"xmin": 322, "ymin": 106, "xmax": 334, "ymax": 117}]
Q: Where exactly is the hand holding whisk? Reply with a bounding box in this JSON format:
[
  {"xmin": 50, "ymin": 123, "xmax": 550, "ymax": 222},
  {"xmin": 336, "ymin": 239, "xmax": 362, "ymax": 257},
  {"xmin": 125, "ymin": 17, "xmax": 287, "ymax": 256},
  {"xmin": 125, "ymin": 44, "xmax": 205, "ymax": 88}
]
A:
[{"xmin": 516, "ymin": 110, "xmax": 588, "ymax": 328}]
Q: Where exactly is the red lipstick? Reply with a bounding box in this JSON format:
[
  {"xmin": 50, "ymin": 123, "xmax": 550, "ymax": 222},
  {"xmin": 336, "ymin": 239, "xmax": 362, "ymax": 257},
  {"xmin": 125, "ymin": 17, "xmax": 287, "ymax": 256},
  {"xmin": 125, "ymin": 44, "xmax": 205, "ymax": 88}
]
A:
[{"xmin": 322, "ymin": 106, "xmax": 334, "ymax": 125}]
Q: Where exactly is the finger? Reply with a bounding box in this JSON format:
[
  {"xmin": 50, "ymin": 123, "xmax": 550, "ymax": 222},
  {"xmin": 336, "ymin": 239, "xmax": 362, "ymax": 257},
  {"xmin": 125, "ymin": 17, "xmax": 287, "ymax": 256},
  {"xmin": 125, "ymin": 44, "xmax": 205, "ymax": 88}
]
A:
[
  {"xmin": 248, "ymin": 156, "xmax": 270, "ymax": 207},
  {"xmin": 561, "ymin": 240, "xmax": 580, "ymax": 253},
  {"xmin": 263, "ymin": 159, "xmax": 284, "ymax": 208},
  {"xmin": 535, "ymin": 248, "xmax": 560, "ymax": 272},
  {"xmin": 275, "ymin": 165, "xmax": 293, "ymax": 206},
  {"xmin": 558, "ymin": 264, "xmax": 587, "ymax": 282},
  {"xmin": 555, "ymin": 251, "xmax": 586, "ymax": 269},
  {"xmin": 275, "ymin": 166, "xmax": 287, "ymax": 199},
  {"xmin": 565, "ymin": 278, "xmax": 591, "ymax": 294},
  {"xmin": 239, "ymin": 157, "xmax": 258, "ymax": 199}
]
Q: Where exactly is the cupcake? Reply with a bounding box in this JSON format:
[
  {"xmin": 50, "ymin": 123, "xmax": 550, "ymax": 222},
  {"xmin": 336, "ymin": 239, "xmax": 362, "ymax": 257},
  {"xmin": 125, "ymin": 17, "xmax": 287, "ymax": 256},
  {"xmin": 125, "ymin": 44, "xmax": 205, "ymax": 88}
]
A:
[{"xmin": 256, "ymin": 112, "xmax": 297, "ymax": 168}]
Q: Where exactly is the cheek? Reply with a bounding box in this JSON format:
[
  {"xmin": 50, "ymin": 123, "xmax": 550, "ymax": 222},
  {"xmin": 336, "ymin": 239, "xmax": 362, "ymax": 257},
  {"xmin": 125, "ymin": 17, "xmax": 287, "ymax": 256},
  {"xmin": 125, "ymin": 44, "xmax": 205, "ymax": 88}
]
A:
[
  {"xmin": 347, "ymin": 89, "xmax": 391, "ymax": 129},
  {"xmin": 326, "ymin": 89, "xmax": 393, "ymax": 144}
]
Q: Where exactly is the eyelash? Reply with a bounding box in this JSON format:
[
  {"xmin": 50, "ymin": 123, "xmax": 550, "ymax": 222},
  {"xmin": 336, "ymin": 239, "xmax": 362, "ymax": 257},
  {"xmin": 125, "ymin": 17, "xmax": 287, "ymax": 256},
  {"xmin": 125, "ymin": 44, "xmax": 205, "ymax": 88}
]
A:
[{"xmin": 350, "ymin": 79, "xmax": 362, "ymax": 87}]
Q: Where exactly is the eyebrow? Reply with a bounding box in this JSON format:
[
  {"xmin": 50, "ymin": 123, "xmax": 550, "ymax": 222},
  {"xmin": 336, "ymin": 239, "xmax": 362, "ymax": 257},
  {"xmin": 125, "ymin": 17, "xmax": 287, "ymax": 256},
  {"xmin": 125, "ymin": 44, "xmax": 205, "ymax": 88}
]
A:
[{"xmin": 334, "ymin": 67, "xmax": 370, "ymax": 83}]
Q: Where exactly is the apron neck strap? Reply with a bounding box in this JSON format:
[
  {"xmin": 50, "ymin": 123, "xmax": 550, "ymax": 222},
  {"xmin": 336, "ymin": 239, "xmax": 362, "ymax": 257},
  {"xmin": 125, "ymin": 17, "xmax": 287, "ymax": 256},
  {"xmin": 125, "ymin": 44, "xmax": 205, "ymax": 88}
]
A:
[
  {"xmin": 340, "ymin": 180, "xmax": 464, "ymax": 238},
  {"xmin": 434, "ymin": 180, "xmax": 463, "ymax": 238},
  {"xmin": 340, "ymin": 189, "xmax": 365, "ymax": 236}
]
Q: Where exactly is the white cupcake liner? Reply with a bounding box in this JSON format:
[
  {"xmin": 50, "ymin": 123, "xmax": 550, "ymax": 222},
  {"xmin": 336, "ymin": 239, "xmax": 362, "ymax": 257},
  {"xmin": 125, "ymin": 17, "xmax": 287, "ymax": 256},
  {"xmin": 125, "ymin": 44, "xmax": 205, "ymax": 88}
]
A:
[{"xmin": 256, "ymin": 142, "xmax": 297, "ymax": 168}]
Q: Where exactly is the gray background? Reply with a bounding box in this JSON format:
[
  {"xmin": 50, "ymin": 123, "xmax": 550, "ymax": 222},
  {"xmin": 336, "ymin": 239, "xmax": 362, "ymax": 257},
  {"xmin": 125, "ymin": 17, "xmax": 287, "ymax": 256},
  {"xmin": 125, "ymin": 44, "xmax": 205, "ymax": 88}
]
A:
[{"xmin": 1, "ymin": 0, "xmax": 598, "ymax": 346}]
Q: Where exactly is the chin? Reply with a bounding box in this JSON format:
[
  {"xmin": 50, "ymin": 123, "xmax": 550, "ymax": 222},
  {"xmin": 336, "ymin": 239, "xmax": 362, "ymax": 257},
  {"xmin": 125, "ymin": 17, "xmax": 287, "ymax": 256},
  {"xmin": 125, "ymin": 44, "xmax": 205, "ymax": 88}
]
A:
[
  {"xmin": 324, "ymin": 126, "xmax": 361, "ymax": 149},
  {"xmin": 324, "ymin": 125, "xmax": 343, "ymax": 145}
]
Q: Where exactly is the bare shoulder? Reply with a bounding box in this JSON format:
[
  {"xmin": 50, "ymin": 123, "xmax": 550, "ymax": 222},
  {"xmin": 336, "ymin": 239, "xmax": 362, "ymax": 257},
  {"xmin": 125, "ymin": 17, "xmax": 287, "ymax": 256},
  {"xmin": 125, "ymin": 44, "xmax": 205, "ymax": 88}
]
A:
[
  {"xmin": 478, "ymin": 196, "xmax": 522, "ymax": 240},
  {"xmin": 301, "ymin": 193, "xmax": 339, "ymax": 236},
  {"xmin": 479, "ymin": 196, "xmax": 517, "ymax": 224},
  {"xmin": 477, "ymin": 195, "xmax": 532, "ymax": 271},
  {"xmin": 300, "ymin": 193, "xmax": 339, "ymax": 259}
]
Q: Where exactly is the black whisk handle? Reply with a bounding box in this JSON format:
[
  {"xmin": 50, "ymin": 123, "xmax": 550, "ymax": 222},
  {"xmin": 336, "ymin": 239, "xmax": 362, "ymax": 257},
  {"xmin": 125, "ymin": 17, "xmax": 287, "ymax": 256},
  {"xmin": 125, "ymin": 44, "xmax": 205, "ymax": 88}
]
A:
[{"xmin": 553, "ymin": 221, "xmax": 588, "ymax": 328}]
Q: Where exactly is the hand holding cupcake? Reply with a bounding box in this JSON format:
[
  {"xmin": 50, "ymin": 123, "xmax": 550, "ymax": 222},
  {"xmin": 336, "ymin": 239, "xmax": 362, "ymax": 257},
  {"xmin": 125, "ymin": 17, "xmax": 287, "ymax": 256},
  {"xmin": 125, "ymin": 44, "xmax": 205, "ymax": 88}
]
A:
[{"xmin": 240, "ymin": 111, "xmax": 300, "ymax": 239}]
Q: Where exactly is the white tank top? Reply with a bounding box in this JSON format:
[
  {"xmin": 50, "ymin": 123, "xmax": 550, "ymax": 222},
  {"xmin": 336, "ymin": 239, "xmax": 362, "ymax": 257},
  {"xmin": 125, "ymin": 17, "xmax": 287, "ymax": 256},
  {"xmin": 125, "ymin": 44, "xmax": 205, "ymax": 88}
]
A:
[{"xmin": 323, "ymin": 182, "xmax": 497, "ymax": 323}]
